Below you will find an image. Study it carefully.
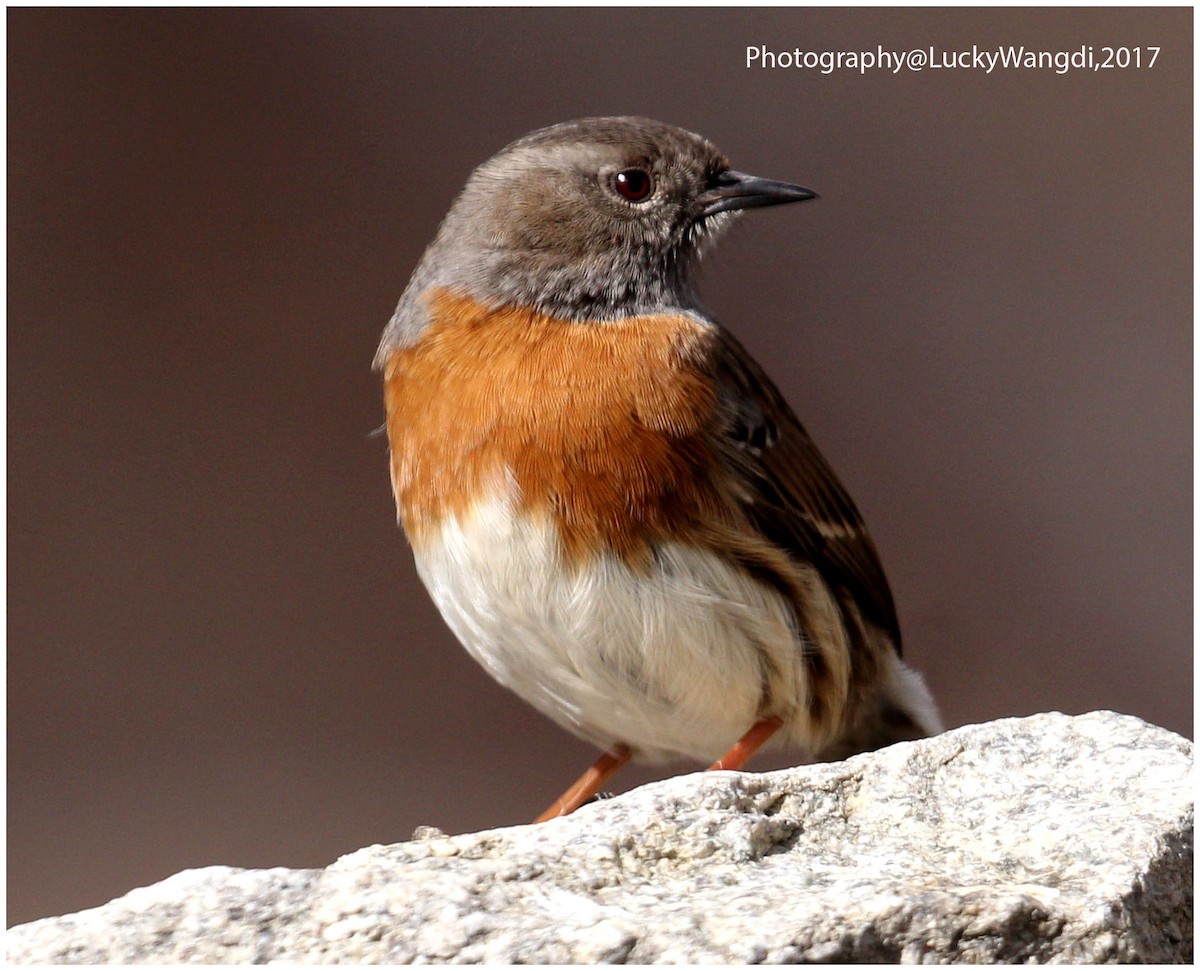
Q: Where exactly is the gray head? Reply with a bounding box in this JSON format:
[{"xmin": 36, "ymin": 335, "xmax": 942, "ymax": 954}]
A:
[{"xmin": 376, "ymin": 116, "xmax": 814, "ymax": 362}]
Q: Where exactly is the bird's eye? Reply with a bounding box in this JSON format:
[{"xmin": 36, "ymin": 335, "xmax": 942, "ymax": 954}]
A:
[{"xmin": 612, "ymin": 169, "xmax": 653, "ymax": 202}]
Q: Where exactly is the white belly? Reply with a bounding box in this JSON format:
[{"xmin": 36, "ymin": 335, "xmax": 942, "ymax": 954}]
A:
[{"xmin": 412, "ymin": 492, "xmax": 807, "ymax": 763}]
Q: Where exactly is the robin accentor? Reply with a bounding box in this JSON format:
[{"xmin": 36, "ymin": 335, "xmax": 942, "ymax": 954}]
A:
[{"xmin": 375, "ymin": 117, "xmax": 941, "ymax": 821}]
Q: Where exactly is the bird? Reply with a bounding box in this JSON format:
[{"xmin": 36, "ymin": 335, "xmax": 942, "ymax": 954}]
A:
[{"xmin": 375, "ymin": 116, "xmax": 941, "ymax": 822}]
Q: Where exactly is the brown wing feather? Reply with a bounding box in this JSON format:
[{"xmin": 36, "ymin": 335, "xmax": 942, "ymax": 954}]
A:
[{"xmin": 711, "ymin": 327, "xmax": 902, "ymax": 653}]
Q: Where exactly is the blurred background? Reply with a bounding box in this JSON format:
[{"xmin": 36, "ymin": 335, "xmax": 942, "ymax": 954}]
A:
[{"xmin": 8, "ymin": 8, "xmax": 1191, "ymax": 925}]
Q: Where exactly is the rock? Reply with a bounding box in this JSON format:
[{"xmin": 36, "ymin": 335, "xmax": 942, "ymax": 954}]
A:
[{"xmin": 6, "ymin": 710, "xmax": 1193, "ymax": 963}]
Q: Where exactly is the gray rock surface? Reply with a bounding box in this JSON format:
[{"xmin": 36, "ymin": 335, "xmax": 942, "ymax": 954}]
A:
[{"xmin": 7, "ymin": 710, "xmax": 1193, "ymax": 963}]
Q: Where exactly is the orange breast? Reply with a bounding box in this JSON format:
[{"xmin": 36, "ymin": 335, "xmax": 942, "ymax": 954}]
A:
[{"xmin": 382, "ymin": 289, "xmax": 725, "ymax": 567}]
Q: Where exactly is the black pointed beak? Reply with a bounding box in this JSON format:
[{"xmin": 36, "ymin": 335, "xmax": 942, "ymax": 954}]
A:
[{"xmin": 698, "ymin": 170, "xmax": 818, "ymax": 218}]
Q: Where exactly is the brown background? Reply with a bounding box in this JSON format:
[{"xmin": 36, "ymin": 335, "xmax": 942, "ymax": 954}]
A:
[{"xmin": 8, "ymin": 8, "xmax": 1192, "ymax": 925}]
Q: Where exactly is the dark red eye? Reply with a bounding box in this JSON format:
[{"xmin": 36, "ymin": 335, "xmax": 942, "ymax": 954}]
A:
[{"xmin": 613, "ymin": 169, "xmax": 653, "ymax": 202}]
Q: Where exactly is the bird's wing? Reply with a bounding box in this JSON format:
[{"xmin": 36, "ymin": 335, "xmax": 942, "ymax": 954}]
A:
[{"xmin": 710, "ymin": 326, "xmax": 902, "ymax": 653}]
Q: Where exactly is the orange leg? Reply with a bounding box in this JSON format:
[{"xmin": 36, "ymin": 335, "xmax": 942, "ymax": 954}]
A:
[
  {"xmin": 707, "ymin": 716, "xmax": 785, "ymax": 771},
  {"xmin": 534, "ymin": 746, "xmax": 633, "ymax": 823}
]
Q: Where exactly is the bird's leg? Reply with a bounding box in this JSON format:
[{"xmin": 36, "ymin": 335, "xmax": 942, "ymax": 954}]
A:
[
  {"xmin": 534, "ymin": 745, "xmax": 632, "ymax": 822},
  {"xmin": 707, "ymin": 715, "xmax": 784, "ymax": 771}
]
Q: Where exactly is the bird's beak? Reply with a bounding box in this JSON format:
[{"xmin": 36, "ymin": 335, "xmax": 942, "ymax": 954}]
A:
[{"xmin": 698, "ymin": 170, "xmax": 818, "ymax": 218}]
